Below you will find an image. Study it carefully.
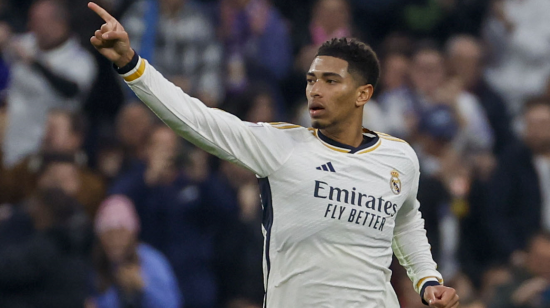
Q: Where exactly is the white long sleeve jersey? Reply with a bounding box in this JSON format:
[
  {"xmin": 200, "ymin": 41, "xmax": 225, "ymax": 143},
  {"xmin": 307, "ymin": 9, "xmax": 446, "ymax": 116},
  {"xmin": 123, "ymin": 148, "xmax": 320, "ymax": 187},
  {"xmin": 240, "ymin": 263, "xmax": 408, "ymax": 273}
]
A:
[{"xmin": 121, "ymin": 58, "xmax": 443, "ymax": 308}]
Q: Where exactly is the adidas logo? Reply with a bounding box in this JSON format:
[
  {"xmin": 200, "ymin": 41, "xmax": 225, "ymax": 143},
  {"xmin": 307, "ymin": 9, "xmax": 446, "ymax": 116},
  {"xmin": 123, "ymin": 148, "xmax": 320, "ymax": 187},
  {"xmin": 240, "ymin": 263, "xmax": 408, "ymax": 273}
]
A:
[{"xmin": 316, "ymin": 162, "xmax": 336, "ymax": 172}]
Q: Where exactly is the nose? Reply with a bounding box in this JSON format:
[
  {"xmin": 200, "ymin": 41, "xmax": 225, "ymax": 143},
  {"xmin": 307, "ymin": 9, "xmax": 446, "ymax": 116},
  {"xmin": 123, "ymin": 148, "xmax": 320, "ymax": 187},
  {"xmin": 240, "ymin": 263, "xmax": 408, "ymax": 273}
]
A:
[{"xmin": 308, "ymin": 81, "xmax": 322, "ymax": 98}]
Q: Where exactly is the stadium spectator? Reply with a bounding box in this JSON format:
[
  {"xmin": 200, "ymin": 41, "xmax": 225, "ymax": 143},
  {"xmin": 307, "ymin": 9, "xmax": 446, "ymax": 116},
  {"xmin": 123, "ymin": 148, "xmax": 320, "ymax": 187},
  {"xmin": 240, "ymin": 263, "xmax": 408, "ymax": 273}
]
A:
[
  {"xmin": 110, "ymin": 125, "xmax": 239, "ymax": 308},
  {"xmin": 480, "ymin": 265, "xmax": 512, "ymax": 305},
  {"xmin": 379, "ymin": 42, "xmax": 494, "ymax": 155},
  {"xmin": 114, "ymin": 102, "xmax": 156, "ymax": 174},
  {"xmin": 90, "ymin": 195, "xmax": 181, "ymax": 308},
  {"xmin": 95, "ymin": 139, "xmax": 125, "ymax": 183},
  {"xmin": 294, "ymin": 0, "xmax": 355, "ymax": 62},
  {"xmin": 0, "ymin": 188, "xmax": 90, "ymax": 308},
  {"xmin": 484, "ymin": 96, "xmax": 550, "ymax": 261},
  {"xmin": 1, "ymin": 0, "xmax": 97, "ymax": 167},
  {"xmin": 213, "ymin": 159, "xmax": 264, "ymax": 307},
  {"xmin": 284, "ymin": 0, "xmax": 355, "ymax": 109},
  {"xmin": 378, "ymin": 52, "xmax": 409, "ymax": 95},
  {"xmin": 483, "ymin": 0, "xmax": 550, "ymax": 118},
  {"xmin": 218, "ymin": 0, "xmax": 292, "ymax": 91},
  {"xmin": 413, "ymin": 105, "xmax": 469, "ymax": 279},
  {"xmin": 221, "ymin": 83, "xmax": 279, "ymax": 123},
  {"xmin": 1, "ymin": 110, "xmax": 105, "ymax": 217},
  {"xmin": 35, "ymin": 153, "xmax": 105, "ymax": 217},
  {"xmin": 488, "ymin": 232, "xmax": 550, "ymax": 308},
  {"xmin": 446, "ymin": 34, "xmax": 514, "ymax": 155},
  {"xmin": 122, "ymin": 0, "xmax": 223, "ymax": 107}
]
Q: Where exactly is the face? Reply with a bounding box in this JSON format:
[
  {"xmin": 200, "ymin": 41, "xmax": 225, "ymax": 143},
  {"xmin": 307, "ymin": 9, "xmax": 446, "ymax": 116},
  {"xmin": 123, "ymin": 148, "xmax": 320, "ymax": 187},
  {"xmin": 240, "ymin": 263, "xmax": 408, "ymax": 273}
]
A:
[
  {"xmin": 146, "ymin": 126, "xmax": 179, "ymax": 162},
  {"xmin": 116, "ymin": 104, "xmax": 154, "ymax": 149},
  {"xmin": 314, "ymin": 0, "xmax": 350, "ymax": 32},
  {"xmin": 38, "ymin": 162, "xmax": 80, "ymax": 197},
  {"xmin": 99, "ymin": 228, "xmax": 136, "ymax": 264},
  {"xmin": 28, "ymin": 1, "xmax": 68, "ymax": 50},
  {"xmin": 306, "ymin": 56, "xmax": 371, "ymax": 130},
  {"xmin": 448, "ymin": 40, "xmax": 482, "ymax": 88},
  {"xmin": 246, "ymin": 94, "xmax": 275, "ymax": 123},
  {"xmin": 523, "ymin": 104, "xmax": 550, "ymax": 154},
  {"xmin": 410, "ymin": 50, "xmax": 446, "ymax": 96},
  {"xmin": 382, "ymin": 54, "xmax": 409, "ymax": 91},
  {"xmin": 159, "ymin": 0, "xmax": 185, "ymax": 12},
  {"xmin": 42, "ymin": 112, "xmax": 80, "ymax": 153}
]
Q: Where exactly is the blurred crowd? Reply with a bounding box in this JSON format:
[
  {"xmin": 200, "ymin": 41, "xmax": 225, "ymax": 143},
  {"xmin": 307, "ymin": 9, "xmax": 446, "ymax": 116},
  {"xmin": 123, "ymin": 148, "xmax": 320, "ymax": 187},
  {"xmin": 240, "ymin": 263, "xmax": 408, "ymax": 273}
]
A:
[{"xmin": 0, "ymin": 0, "xmax": 550, "ymax": 307}]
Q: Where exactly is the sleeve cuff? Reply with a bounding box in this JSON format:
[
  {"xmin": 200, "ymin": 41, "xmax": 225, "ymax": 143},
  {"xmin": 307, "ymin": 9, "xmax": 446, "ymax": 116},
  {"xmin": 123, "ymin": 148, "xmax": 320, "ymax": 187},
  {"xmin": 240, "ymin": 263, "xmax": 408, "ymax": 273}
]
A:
[
  {"xmin": 420, "ymin": 280, "xmax": 442, "ymax": 305},
  {"xmin": 113, "ymin": 50, "xmax": 140, "ymax": 74},
  {"xmin": 114, "ymin": 52, "xmax": 147, "ymax": 83}
]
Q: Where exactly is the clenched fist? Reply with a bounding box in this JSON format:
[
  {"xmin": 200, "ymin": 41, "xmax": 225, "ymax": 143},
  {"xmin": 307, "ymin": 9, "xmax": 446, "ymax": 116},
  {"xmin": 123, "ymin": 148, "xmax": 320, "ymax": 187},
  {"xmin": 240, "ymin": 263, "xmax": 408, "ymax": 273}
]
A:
[{"xmin": 424, "ymin": 285, "xmax": 459, "ymax": 308}]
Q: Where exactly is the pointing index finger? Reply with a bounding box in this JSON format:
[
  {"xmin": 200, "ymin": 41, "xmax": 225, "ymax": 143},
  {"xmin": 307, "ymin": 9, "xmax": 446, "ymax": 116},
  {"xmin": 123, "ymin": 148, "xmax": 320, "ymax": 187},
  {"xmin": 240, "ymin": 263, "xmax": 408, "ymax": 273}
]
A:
[{"xmin": 88, "ymin": 2, "xmax": 115, "ymax": 23}]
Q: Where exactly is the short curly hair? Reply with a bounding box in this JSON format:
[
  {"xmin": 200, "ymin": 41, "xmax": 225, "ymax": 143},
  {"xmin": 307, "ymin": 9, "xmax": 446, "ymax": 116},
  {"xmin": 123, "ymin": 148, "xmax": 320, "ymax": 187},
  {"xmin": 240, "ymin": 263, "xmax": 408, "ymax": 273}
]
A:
[{"xmin": 316, "ymin": 37, "xmax": 380, "ymax": 88}]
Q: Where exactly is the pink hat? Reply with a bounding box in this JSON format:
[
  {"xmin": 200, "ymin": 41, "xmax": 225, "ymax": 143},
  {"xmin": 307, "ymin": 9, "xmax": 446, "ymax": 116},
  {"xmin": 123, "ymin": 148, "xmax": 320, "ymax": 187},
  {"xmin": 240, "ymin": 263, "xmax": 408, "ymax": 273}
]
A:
[{"xmin": 95, "ymin": 195, "xmax": 140, "ymax": 234}]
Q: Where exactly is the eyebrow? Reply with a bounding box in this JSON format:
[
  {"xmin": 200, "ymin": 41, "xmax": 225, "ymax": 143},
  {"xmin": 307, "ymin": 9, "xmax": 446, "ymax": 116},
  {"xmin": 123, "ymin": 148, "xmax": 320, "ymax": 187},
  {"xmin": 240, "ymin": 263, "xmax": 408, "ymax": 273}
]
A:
[{"xmin": 306, "ymin": 72, "xmax": 344, "ymax": 79}]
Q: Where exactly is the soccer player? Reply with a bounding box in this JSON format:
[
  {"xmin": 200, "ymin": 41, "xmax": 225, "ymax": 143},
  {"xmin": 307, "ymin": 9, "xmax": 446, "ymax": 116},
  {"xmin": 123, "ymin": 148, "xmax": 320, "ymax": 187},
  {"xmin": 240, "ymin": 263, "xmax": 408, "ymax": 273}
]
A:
[{"xmin": 88, "ymin": 2, "xmax": 459, "ymax": 307}]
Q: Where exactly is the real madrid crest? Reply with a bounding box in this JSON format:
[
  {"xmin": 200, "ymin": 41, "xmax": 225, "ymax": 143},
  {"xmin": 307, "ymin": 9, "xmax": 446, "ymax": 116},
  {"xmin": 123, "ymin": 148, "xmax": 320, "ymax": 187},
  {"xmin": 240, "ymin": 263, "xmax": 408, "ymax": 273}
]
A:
[{"xmin": 390, "ymin": 170, "xmax": 401, "ymax": 195}]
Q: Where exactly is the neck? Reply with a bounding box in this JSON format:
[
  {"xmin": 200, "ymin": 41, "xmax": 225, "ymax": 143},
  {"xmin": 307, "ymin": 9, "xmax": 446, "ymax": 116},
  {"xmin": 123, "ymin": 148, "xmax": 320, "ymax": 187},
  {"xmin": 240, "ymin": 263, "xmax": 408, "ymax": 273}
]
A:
[{"xmin": 320, "ymin": 121, "xmax": 364, "ymax": 148}]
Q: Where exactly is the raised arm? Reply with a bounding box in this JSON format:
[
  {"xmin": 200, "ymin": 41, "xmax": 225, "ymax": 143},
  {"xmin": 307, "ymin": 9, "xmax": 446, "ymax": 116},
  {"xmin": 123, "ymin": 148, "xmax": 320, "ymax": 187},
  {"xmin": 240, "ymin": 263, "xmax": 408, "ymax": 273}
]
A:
[{"xmin": 88, "ymin": 2, "xmax": 293, "ymax": 177}]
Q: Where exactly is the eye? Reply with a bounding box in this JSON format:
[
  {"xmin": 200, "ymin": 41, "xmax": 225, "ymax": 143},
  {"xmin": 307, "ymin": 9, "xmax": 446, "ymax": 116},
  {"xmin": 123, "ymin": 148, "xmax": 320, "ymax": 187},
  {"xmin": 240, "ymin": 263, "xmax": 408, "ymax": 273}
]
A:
[
  {"xmin": 306, "ymin": 78, "xmax": 315, "ymax": 85},
  {"xmin": 327, "ymin": 79, "xmax": 337, "ymax": 84}
]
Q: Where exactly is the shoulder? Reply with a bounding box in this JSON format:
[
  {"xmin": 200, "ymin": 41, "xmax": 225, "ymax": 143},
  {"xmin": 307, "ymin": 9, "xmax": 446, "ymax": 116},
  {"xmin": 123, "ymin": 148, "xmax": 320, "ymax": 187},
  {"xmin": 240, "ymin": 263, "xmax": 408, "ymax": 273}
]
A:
[
  {"xmin": 138, "ymin": 243, "xmax": 172, "ymax": 271},
  {"xmin": 376, "ymin": 131, "xmax": 419, "ymax": 170},
  {"xmin": 246, "ymin": 122, "xmax": 313, "ymax": 145},
  {"xmin": 263, "ymin": 122, "xmax": 305, "ymax": 130}
]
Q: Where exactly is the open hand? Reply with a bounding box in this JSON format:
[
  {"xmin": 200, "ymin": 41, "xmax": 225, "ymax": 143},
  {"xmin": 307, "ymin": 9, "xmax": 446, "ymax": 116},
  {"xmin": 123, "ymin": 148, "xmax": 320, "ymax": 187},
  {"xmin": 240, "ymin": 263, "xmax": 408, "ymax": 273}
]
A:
[
  {"xmin": 424, "ymin": 285, "xmax": 459, "ymax": 308},
  {"xmin": 88, "ymin": 2, "xmax": 134, "ymax": 67}
]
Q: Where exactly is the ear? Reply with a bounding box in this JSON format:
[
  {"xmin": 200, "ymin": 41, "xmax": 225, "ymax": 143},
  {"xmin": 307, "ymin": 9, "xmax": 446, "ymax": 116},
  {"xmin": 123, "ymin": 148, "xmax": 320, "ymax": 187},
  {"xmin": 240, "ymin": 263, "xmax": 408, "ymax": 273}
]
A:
[{"xmin": 355, "ymin": 84, "xmax": 373, "ymax": 107}]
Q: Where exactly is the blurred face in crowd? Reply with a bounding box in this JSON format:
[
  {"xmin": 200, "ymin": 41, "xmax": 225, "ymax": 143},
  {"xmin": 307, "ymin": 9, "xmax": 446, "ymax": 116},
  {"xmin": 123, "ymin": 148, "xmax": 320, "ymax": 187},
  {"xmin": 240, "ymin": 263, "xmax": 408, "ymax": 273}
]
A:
[
  {"xmin": 526, "ymin": 235, "xmax": 550, "ymax": 280},
  {"xmin": 116, "ymin": 104, "xmax": 154, "ymax": 151},
  {"xmin": 447, "ymin": 37, "xmax": 483, "ymax": 89},
  {"xmin": 42, "ymin": 112, "xmax": 81, "ymax": 153},
  {"xmin": 306, "ymin": 56, "xmax": 371, "ymax": 130},
  {"xmin": 159, "ymin": 0, "xmax": 185, "ymax": 14},
  {"xmin": 381, "ymin": 54, "xmax": 409, "ymax": 91},
  {"xmin": 146, "ymin": 126, "xmax": 179, "ymax": 163},
  {"xmin": 410, "ymin": 50, "xmax": 446, "ymax": 96},
  {"xmin": 38, "ymin": 162, "xmax": 80, "ymax": 197},
  {"xmin": 28, "ymin": 0, "xmax": 69, "ymax": 50},
  {"xmin": 313, "ymin": 0, "xmax": 350, "ymax": 32},
  {"xmin": 523, "ymin": 103, "xmax": 550, "ymax": 155},
  {"xmin": 27, "ymin": 198, "xmax": 54, "ymax": 230},
  {"xmin": 246, "ymin": 93, "xmax": 275, "ymax": 123},
  {"xmin": 100, "ymin": 228, "xmax": 136, "ymax": 264}
]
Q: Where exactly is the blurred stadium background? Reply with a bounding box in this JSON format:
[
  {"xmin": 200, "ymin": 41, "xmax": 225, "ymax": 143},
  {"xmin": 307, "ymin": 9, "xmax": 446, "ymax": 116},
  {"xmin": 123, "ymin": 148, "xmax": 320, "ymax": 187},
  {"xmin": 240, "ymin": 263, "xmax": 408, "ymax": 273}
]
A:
[{"xmin": 1, "ymin": 0, "xmax": 550, "ymax": 307}]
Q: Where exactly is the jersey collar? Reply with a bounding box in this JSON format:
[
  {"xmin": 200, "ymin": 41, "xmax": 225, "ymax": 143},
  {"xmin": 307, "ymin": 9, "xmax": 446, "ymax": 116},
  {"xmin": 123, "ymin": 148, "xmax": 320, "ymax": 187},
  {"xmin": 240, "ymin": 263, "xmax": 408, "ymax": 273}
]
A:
[{"xmin": 314, "ymin": 128, "xmax": 381, "ymax": 154}]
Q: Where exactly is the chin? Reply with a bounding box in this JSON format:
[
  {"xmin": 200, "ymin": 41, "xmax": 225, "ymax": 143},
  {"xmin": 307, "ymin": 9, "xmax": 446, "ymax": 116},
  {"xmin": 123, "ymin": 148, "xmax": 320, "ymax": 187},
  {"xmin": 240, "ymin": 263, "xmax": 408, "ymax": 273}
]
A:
[{"xmin": 311, "ymin": 120, "xmax": 326, "ymax": 129}]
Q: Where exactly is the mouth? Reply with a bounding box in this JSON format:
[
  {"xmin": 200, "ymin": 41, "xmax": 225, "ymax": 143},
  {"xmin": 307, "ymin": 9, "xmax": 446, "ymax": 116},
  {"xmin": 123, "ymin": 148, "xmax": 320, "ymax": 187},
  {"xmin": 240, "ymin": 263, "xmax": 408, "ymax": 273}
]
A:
[{"xmin": 309, "ymin": 102, "xmax": 325, "ymax": 117}]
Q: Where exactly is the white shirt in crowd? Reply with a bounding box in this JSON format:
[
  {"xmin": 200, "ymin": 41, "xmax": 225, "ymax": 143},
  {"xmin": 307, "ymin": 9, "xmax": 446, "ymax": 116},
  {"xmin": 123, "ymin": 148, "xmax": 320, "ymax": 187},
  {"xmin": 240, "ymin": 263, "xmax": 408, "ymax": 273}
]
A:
[
  {"xmin": 2, "ymin": 34, "xmax": 96, "ymax": 167},
  {"xmin": 484, "ymin": 0, "xmax": 550, "ymax": 116}
]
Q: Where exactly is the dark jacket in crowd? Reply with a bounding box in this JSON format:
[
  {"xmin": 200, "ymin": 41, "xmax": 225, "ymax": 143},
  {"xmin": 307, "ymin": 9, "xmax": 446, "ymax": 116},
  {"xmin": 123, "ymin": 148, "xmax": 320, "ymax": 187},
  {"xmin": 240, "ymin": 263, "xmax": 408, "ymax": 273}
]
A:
[
  {"xmin": 109, "ymin": 162, "xmax": 240, "ymax": 308},
  {"xmin": 0, "ymin": 208, "xmax": 90, "ymax": 308},
  {"xmin": 484, "ymin": 143, "xmax": 543, "ymax": 260},
  {"xmin": 472, "ymin": 79, "xmax": 515, "ymax": 155}
]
